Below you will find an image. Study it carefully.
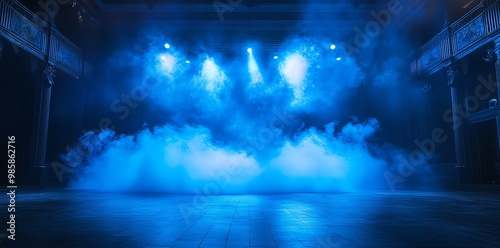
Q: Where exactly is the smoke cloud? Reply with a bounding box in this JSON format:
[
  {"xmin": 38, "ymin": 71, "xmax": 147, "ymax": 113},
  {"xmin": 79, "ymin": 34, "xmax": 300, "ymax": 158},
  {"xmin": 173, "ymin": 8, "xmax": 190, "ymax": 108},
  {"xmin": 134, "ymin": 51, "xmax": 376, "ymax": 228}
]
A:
[{"xmin": 61, "ymin": 18, "xmax": 423, "ymax": 193}]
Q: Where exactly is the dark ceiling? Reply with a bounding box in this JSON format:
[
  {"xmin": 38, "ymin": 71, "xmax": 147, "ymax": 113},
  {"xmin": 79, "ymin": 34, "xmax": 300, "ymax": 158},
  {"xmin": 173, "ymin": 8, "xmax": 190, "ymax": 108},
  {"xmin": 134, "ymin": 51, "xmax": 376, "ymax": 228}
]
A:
[
  {"xmin": 15, "ymin": 0, "xmax": 482, "ymax": 51},
  {"xmin": 89, "ymin": 0, "xmax": 428, "ymax": 50}
]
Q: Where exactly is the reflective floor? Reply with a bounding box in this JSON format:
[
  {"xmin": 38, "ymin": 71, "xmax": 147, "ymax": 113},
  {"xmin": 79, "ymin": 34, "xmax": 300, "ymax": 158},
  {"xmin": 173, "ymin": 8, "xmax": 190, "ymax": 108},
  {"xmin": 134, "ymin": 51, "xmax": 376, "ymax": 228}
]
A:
[{"xmin": 1, "ymin": 189, "xmax": 499, "ymax": 248}]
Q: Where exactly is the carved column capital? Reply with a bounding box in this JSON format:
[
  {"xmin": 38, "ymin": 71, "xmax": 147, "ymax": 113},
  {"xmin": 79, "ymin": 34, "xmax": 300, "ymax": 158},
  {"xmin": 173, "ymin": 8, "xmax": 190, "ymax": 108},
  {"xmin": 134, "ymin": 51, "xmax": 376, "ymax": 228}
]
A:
[
  {"xmin": 447, "ymin": 65, "xmax": 458, "ymax": 87},
  {"xmin": 493, "ymin": 36, "xmax": 500, "ymax": 59},
  {"xmin": 43, "ymin": 65, "xmax": 56, "ymax": 86},
  {"xmin": 484, "ymin": 47, "xmax": 498, "ymax": 63}
]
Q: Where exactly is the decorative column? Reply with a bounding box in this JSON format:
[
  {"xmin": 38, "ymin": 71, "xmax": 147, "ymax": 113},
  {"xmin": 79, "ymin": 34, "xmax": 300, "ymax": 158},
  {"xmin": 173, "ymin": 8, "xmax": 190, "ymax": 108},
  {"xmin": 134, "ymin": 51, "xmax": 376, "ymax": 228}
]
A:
[
  {"xmin": 494, "ymin": 38, "xmax": 500, "ymax": 183},
  {"xmin": 495, "ymin": 38, "xmax": 500, "ymax": 101},
  {"xmin": 447, "ymin": 66, "xmax": 465, "ymax": 167},
  {"xmin": 34, "ymin": 65, "xmax": 55, "ymax": 168},
  {"xmin": 31, "ymin": 15, "xmax": 56, "ymax": 185}
]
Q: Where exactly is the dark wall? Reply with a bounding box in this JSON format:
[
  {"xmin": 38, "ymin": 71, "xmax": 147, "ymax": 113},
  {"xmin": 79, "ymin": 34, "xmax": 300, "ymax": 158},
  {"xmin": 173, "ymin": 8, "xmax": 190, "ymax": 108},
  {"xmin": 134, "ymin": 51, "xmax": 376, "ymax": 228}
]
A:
[{"xmin": 0, "ymin": 38, "xmax": 37, "ymax": 185}]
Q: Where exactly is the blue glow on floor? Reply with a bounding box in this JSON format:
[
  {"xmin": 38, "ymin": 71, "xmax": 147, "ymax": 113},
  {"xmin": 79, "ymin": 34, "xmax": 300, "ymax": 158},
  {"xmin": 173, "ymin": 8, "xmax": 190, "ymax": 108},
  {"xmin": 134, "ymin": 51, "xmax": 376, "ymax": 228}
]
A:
[{"xmin": 7, "ymin": 190, "xmax": 500, "ymax": 247}]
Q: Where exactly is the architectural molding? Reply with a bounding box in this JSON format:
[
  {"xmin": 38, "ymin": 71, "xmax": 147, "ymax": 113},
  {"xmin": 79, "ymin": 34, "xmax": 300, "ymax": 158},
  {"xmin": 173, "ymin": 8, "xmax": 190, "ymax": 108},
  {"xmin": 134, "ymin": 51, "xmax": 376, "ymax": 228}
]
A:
[
  {"xmin": 411, "ymin": 0, "xmax": 500, "ymax": 76},
  {"xmin": 43, "ymin": 65, "xmax": 56, "ymax": 86},
  {"xmin": 0, "ymin": 0, "xmax": 83, "ymax": 78},
  {"xmin": 447, "ymin": 65, "xmax": 458, "ymax": 87},
  {"xmin": 495, "ymin": 35, "xmax": 500, "ymax": 56}
]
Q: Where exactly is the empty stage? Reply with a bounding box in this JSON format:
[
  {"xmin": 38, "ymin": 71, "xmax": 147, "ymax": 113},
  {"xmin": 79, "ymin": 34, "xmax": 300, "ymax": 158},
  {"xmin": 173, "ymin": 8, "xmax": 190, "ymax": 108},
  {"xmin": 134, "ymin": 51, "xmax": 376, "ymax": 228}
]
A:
[{"xmin": 2, "ymin": 189, "xmax": 499, "ymax": 248}]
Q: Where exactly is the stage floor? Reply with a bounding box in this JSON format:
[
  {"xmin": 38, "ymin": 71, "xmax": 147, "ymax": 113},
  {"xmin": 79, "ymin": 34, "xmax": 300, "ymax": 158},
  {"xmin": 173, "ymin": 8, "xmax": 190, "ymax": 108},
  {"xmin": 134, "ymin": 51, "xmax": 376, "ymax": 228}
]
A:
[{"xmin": 1, "ymin": 189, "xmax": 499, "ymax": 248}]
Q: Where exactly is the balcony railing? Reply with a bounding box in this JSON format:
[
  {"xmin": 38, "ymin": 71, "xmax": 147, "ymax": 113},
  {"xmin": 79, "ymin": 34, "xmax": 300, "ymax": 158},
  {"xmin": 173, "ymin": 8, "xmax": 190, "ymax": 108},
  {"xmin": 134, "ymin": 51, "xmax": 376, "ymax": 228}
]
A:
[
  {"xmin": 0, "ymin": 0, "xmax": 83, "ymax": 78},
  {"xmin": 411, "ymin": 0, "xmax": 500, "ymax": 76}
]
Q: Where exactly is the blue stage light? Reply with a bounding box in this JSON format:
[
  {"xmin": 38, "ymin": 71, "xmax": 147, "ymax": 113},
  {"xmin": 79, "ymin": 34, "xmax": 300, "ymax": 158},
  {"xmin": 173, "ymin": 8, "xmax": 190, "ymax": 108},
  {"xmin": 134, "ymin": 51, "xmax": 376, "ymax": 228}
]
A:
[
  {"xmin": 336, "ymin": 57, "xmax": 341, "ymax": 61},
  {"xmin": 164, "ymin": 43, "xmax": 170, "ymax": 49},
  {"xmin": 330, "ymin": 44, "xmax": 336, "ymax": 50},
  {"xmin": 247, "ymin": 48, "xmax": 252, "ymax": 54},
  {"xmin": 248, "ymin": 51, "xmax": 263, "ymax": 84},
  {"xmin": 273, "ymin": 56, "xmax": 278, "ymax": 59}
]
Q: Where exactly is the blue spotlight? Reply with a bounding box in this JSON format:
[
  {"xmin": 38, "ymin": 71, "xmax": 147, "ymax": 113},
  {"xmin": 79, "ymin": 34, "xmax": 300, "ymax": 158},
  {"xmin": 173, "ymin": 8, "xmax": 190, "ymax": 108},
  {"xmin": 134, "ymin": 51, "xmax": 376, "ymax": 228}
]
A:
[
  {"xmin": 336, "ymin": 57, "xmax": 341, "ymax": 61},
  {"xmin": 330, "ymin": 44, "xmax": 336, "ymax": 50},
  {"xmin": 164, "ymin": 43, "xmax": 170, "ymax": 49},
  {"xmin": 248, "ymin": 50, "xmax": 263, "ymax": 84},
  {"xmin": 273, "ymin": 56, "xmax": 278, "ymax": 59},
  {"xmin": 186, "ymin": 60, "xmax": 190, "ymax": 64}
]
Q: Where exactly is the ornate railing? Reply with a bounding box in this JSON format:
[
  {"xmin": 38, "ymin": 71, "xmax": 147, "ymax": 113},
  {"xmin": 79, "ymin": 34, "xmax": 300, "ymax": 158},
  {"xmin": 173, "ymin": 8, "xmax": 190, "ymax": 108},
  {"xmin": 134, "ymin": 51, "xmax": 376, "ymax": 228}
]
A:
[
  {"xmin": 411, "ymin": 0, "xmax": 500, "ymax": 76},
  {"xmin": 0, "ymin": 0, "xmax": 83, "ymax": 78},
  {"xmin": 50, "ymin": 28, "xmax": 82, "ymax": 77}
]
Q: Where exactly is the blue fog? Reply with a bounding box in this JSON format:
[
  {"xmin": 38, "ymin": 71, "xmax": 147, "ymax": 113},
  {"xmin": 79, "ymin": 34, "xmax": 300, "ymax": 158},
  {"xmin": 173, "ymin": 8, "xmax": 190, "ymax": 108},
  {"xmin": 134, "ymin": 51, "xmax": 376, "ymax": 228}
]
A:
[{"xmin": 61, "ymin": 32, "xmax": 420, "ymax": 193}]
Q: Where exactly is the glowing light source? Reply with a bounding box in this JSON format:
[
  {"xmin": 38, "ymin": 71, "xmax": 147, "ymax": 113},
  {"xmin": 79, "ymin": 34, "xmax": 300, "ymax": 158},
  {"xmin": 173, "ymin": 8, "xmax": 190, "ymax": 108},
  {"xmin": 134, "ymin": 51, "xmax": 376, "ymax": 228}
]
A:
[
  {"xmin": 330, "ymin": 44, "xmax": 336, "ymax": 50},
  {"xmin": 199, "ymin": 57, "xmax": 226, "ymax": 94},
  {"xmin": 164, "ymin": 43, "xmax": 170, "ymax": 49},
  {"xmin": 186, "ymin": 60, "xmax": 190, "ymax": 64},
  {"xmin": 158, "ymin": 53, "xmax": 176, "ymax": 75},
  {"xmin": 248, "ymin": 50, "xmax": 263, "ymax": 84},
  {"xmin": 279, "ymin": 53, "xmax": 309, "ymax": 104},
  {"xmin": 336, "ymin": 57, "xmax": 341, "ymax": 61},
  {"xmin": 247, "ymin": 48, "xmax": 252, "ymax": 54},
  {"xmin": 273, "ymin": 56, "xmax": 278, "ymax": 59},
  {"xmin": 280, "ymin": 53, "xmax": 308, "ymax": 87}
]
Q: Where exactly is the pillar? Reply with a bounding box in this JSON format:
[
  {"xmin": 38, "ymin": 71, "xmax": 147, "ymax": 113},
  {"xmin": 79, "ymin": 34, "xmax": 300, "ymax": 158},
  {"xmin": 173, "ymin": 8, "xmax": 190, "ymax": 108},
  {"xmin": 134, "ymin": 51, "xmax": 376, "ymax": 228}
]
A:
[
  {"xmin": 447, "ymin": 66, "xmax": 465, "ymax": 167},
  {"xmin": 35, "ymin": 66, "xmax": 55, "ymax": 166},
  {"xmin": 31, "ymin": 17, "xmax": 56, "ymax": 184},
  {"xmin": 494, "ymin": 38, "xmax": 500, "ymax": 182},
  {"xmin": 494, "ymin": 41, "xmax": 499, "ymax": 102}
]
